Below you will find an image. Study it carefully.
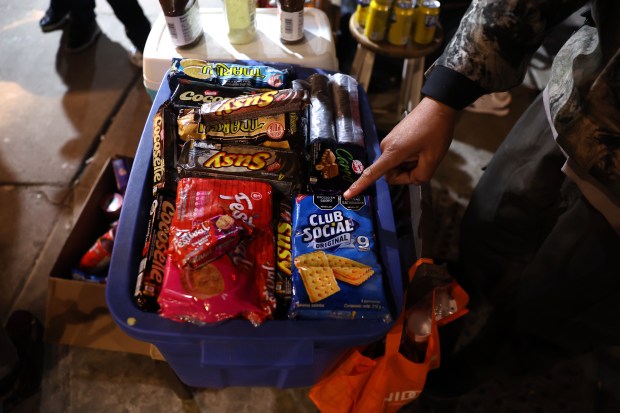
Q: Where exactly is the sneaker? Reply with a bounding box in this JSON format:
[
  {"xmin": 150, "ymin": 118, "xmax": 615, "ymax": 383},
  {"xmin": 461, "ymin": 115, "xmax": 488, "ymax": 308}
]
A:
[
  {"xmin": 39, "ymin": 8, "xmax": 70, "ymax": 33},
  {"xmin": 128, "ymin": 47, "xmax": 143, "ymax": 69},
  {"xmin": 65, "ymin": 20, "xmax": 101, "ymax": 53},
  {"xmin": 464, "ymin": 92, "xmax": 512, "ymax": 117}
]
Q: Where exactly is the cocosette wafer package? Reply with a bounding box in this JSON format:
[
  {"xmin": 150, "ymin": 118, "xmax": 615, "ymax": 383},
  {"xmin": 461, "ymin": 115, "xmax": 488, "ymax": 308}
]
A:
[
  {"xmin": 288, "ymin": 194, "xmax": 391, "ymax": 321},
  {"xmin": 134, "ymin": 192, "xmax": 176, "ymax": 312},
  {"xmin": 158, "ymin": 177, "xmax": 276, "ymax": 326}
]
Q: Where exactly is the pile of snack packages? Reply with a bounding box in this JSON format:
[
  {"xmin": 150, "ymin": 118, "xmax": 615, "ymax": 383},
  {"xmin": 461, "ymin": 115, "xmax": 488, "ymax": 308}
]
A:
[
  {"xmin": 134, "ymin": 59, "xmax": 392, "ymax": 326},
  {"xmin": 73, "ymin": 156, "xmax": 133, "ymax": 283}
]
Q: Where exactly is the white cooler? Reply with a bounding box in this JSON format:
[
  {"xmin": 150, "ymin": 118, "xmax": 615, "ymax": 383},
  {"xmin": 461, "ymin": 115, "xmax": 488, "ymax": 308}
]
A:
[{"xmin": 143, "ymin": 7, "xmax": 339, "ymax": 98}]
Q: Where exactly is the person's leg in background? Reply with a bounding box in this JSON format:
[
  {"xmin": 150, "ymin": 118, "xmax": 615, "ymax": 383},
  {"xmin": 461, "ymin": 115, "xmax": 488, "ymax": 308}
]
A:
[
  {"xmin": 64, "ymin": 0, "xmax": 100, "ymax": 53},
  {"xmin": 105, "ymin": 0, "xmax": 152, "ymax": 67},
  {"xmin": 39, "ymin": 0, "xmax": 100, "ymax": 52},
  {"xmin": 427, "ymin": 93, "xmax": 620, "ymax": 395},
  {"xmin": 39, "ymin": 0, "xmax": 71, "ymax": 32}
]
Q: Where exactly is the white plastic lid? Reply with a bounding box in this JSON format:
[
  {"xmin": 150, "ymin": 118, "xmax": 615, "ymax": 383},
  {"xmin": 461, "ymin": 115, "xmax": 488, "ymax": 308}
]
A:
[{"xmin": 143, "ymin": 7, "xmax": 339, "ymax": 90}]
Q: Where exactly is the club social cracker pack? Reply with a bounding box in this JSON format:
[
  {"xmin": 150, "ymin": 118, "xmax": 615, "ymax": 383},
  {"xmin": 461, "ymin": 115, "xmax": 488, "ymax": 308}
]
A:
[{"xmin": 289, "ymin": 194, "xmax": 391, "ymax": 321}]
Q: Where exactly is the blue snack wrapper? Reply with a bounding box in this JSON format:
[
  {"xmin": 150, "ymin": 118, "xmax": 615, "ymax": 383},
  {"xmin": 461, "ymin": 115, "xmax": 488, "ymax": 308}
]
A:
[{"xmin": 289, "ymin": 194, "xmax": 391, "ymax": 321}]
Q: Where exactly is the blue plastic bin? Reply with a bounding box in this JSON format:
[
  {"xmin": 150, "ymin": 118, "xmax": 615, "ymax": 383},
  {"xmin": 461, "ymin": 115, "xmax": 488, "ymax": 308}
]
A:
[{"xmin": 106, "ymin": 62, "xmax": 404, "ymax": 388}]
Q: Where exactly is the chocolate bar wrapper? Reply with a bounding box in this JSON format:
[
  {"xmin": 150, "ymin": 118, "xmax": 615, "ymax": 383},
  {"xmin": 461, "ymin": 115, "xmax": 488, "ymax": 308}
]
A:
[
  {"xmin": 134, "ymin": 192, "xmax": 176, "ymax": 312},
  {"xmin": 330, "ymin": 73, "xmax": 365, "ymax": 147},
  {"xmin": 152, "ymin": 101, "xmax": 180, "ymax": 196},
  {"xmin": 199, "ymin": 88, "xmax": 310, "ymax": 126},
  {"xmin": 274, "ymin": 195, "xmax": 293, "ymax": 318},
  {"xmin": 307, "ymin": 141, "xmax": 369, "ymax": 194},
  {"xmin": 308, "ymin": 73, "xmax": 336, "ymax": 143},
  {"xmin": 170, "ymin": 77, "xmax": 267, "ymax": 111},
  {"xmin": 176, "ymin": 140, "xmax": 303, "ymax": 197},
  {"xmin": 169, "ymin": 58, "xmax": 293, "ymax": 90},
  {"xmin": 177, "ymin": 109, "xmax": 305, "ymax": 151},
  {"xmin": 111, "ymin": 156, "xmax": 133, "ymax": 195}
]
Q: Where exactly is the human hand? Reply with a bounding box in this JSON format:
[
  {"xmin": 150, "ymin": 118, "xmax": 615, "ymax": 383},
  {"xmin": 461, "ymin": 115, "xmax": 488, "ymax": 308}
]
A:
[{"xmin": 343, "ymin": 97, "xmax": 457, "ymax": 199}]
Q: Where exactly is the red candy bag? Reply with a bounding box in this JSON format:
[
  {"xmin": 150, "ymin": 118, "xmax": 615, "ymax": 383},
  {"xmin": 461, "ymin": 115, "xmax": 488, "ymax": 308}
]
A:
[{"xmin": 158, "ymin": 178, "xmax": 276, "ymax": 325}]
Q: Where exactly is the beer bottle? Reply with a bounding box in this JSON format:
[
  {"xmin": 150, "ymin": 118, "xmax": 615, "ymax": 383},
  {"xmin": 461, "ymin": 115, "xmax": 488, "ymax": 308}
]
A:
[
  {"xmin": 159, "ymin": 0, "xmax": 203, "ymax": 48},
  {"xmin": 278, "ymin": 0, "xmax": 305, "ymax": 44}
]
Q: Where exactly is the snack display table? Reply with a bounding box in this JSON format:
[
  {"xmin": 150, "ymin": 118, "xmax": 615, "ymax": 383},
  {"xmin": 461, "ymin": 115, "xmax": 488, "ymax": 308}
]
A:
[
  {"xmin": 106, "ymin": 63, "xmax": 404, "ymax": 389},
  {"xmin": 143, "ymin": 8, "xmax": 339, "ymax": 98}
]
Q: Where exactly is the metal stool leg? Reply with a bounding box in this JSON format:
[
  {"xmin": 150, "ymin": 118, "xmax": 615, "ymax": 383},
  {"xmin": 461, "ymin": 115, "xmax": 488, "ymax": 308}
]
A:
[{"xmin": 399, "ymin": 57, "xmax": 425, "ymax": 114}]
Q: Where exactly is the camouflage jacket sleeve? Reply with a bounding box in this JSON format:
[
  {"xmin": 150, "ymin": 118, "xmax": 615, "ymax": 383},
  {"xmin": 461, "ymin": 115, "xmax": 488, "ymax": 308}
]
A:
[{"xmin": 421, "ymin": 0, "xmax": 589, "ymax": 109}]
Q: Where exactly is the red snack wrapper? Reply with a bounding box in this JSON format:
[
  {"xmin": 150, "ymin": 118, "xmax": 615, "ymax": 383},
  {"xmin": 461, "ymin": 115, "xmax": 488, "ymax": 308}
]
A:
[
  {"xmin": 159, "ymin": 177, "xmax": 276, "ymax": 325},
  {"xmin": 168, "ymin": 214, "xmax": 253, "ymax": 269}
]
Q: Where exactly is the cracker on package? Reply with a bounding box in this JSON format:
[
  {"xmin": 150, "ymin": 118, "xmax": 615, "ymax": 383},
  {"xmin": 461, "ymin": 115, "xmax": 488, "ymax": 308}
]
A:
[
  {"xmin": 288, "ymin": 195, "xmax": 391, "ymax": 321},
  {"xmin": 176, "ymin": 139, "xmax": 303, "ymax": 196},
  {"xmin": 169, "ymin": 58, "xmax": 293, "ymax": 90}
]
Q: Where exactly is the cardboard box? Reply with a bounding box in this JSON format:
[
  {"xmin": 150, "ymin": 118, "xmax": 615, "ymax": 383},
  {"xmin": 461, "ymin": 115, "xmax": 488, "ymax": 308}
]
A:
[{"xmin": 44, "ymin": 158, "xmax": 153, "ymax": 356}]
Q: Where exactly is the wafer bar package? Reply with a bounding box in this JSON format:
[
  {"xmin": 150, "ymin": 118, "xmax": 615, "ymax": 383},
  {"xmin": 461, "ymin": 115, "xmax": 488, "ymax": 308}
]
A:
[
  {"xmin": 152, "ymin": 101, "xmax": 180, "ymax": 196},
  {"xmin": 176, "ymin": 140, "xmax": 303, "ymax": 196},
  {"xmin": 134, "ymin": 192, "xmax": 176, "ymax": 312},
  {"xmin": 170, "ymin": 78, "xmax": 267, "ymax": 111},
  {"xmin": 308, "ymin": 74, "xmax": 336, "ymax": 143},
  {"xmin": 330, "ymin": 73, "xmax": 364, "ymax": 146},
  {"xmin": 288, "ymin": 194, "xmax": 391, "ymax": 321},
  {"xmin": 307, "ymin": 141, "xmax": 368, "ymax": 194},
  {"xmin": 274, "ymin": 195, "xmax": 293, "ymax": 317},
  {"xmin": 177, "ymin": 109, "xmax": 305, "ymax": 151},
  {"xmin": 199, "ymin": 88, "xmax": 310, "ymax": 126},
  {"xmin": 169, "ymin": 58, "xmax": 293, "ymax": 90}
]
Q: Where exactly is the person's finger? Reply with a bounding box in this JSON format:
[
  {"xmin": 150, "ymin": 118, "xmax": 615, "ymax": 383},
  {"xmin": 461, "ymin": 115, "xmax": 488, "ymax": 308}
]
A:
[{"xmin": 343, "ymin": 154, "xmax": 396, "ymax": 199}]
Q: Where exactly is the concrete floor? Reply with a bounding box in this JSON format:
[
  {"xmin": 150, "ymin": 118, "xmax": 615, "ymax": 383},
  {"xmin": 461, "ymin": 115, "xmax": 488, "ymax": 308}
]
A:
[{"xmin": 1, "ymin": 1, "xmax": 618, "ymax": 412}]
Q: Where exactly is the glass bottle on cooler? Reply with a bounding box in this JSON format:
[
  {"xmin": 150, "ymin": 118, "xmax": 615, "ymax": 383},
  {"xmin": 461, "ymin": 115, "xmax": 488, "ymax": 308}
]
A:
[
  {"xmin": 159, "ymin": 0, "xmax": 203, "ymax": 48},
  {"xmin": 223, "ymin": 0, "xmax": 257, "ymax": 44},
  {"xmin": 278, "ymin": 0, "xmax": 305, "ymax": 44}
]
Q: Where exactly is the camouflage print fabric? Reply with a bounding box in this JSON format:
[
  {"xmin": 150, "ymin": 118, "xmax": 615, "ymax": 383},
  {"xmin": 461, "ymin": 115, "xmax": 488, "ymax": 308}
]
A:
[{"xmin": 432, "ymin": 0, "xmax": 620, "ymax": 199}]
